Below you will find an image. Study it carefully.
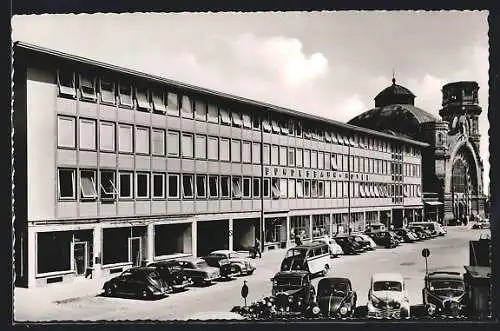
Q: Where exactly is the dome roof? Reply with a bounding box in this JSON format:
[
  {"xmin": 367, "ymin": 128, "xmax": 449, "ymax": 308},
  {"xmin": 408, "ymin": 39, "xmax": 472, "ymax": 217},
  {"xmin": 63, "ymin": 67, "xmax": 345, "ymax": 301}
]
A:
[{"xmin": 374, "ymin": 78, "xmax": 416, "ymax": 107}]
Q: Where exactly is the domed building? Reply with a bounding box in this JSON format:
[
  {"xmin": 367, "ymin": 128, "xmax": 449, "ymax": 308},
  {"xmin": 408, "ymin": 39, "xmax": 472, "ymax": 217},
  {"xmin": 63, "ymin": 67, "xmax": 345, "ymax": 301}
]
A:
[{"xmin": 349, "ymin": 78, "xmax": 486, "ymax": 225}]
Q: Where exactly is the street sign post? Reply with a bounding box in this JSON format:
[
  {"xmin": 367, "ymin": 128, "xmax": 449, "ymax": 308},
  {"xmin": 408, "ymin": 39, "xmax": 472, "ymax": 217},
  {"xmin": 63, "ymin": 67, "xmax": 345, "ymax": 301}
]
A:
[{"xmin": 422, "ymin": 248, "xmax": 430, "ymax": 275}]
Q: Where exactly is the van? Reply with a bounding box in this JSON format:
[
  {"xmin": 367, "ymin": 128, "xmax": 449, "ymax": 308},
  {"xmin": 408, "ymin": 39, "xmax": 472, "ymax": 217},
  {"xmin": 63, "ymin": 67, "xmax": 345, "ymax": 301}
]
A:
[
  {"xmin": 411, "ymin": 222, "xmax": 444, "ymax": 236},
  {"xmin": 280, "ymin": 242, "xmax": 331, "ymax": 276}
]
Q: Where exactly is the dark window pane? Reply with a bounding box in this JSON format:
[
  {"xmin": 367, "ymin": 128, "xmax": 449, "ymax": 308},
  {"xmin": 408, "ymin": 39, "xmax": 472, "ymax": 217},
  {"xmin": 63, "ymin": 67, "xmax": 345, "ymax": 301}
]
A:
[
  {"xmin": 153, "ymin": 174, "xmax": 164, "ymax": 197},
  {"xmin": 137, "ymin": 174, "xmax": 149, "ymax": 197}
]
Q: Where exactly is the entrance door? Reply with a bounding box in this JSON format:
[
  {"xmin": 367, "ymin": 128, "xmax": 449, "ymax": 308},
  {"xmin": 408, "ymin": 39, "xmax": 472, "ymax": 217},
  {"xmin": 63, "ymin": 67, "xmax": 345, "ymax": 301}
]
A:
[
  {"xmin": 129, "ymin": 237, "xmax": 142, "ymax": 267},
  {"xmin": 73, "ymin": 242, "xmax": 88, "ymax": 275}
]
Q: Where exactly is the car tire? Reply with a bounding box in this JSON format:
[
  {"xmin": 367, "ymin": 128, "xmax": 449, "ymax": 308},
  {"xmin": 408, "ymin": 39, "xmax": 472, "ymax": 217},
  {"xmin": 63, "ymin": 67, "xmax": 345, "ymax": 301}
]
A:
[
  {"xmin": 139, "ymin": 288, "xmax": 151, "ymax": 300},
  {"xmin": 104, "ymin": 285, "xmax": 115, "ymax": 297}
]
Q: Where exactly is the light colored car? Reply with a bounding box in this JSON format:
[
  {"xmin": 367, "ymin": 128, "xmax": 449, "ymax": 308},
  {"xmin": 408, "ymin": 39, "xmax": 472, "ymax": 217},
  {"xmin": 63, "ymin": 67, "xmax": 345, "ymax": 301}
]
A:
[
  {"xmin": 209, "ymin": 250, "xmax": 256, "ymax": 276},
  {"xmin": 367, "ymin": 273, "xmax": 410, "ymax": 319},
  {"xmin": 315, "ymin": 237, "xmax": 344, "ymax": 257},
  {"xmin": 354, "ymin": 233, "xmax": 377, "ymax": 250}
]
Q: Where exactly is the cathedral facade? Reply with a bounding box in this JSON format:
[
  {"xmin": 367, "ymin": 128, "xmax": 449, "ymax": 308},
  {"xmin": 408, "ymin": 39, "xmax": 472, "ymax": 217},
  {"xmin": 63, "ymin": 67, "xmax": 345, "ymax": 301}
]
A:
[{"xmin": 349, "ymin": 79, "xmax": 486, "ymax": 224}]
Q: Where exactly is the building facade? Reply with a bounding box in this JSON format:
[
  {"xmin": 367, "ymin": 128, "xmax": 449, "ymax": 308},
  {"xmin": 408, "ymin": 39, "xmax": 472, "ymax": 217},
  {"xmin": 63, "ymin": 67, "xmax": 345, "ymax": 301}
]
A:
[
  {"xmin": 349, "ymin": 79, "xmax": 487, "ymax": 223},
  {"xmin": 13, "ymin": 42, "xmax": 426, "ymax": 288}
]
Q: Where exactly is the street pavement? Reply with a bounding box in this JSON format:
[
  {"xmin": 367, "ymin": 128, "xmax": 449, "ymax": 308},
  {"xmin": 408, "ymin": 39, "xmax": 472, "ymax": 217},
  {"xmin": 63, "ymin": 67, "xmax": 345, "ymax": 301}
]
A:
[{"xmin": 14, "ymin": 226, "xmax": 489, "ymax": 321}]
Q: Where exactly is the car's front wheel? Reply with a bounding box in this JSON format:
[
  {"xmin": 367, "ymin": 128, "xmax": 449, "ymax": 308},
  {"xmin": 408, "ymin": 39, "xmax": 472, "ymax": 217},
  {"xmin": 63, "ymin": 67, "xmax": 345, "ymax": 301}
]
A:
[
  {"xmin": 139, "ymin": 288, "xmax": 151, "ymax": 300},
  {"xmin": 401, "ymin": 307, "xmax": 410, "ymax": 319},
  {"xmin": 104, "ymin": 284, "xmax": 115, "ymax": 297}
]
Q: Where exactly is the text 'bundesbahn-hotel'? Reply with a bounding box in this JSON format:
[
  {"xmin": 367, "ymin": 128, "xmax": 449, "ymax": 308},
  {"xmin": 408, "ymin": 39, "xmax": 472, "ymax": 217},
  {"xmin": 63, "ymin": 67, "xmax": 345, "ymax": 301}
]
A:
[{"xmin": 13, "ymin": 42, "xmax": 486, "ymax": 288}]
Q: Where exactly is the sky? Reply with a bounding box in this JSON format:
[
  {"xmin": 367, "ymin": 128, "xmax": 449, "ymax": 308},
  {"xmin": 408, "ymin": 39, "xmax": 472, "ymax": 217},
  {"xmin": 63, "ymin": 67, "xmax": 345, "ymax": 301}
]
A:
[{"xmin": 12, "ymin": 11, "xmax": 490, "ymax": 194}]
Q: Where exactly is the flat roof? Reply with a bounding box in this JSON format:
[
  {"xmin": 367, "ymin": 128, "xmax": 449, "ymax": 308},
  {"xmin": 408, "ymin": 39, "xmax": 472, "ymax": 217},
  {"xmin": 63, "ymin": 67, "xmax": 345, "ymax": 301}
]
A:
[{"xmin": 13, "ymin": 41, "xmax": 429, "ymax": 147}]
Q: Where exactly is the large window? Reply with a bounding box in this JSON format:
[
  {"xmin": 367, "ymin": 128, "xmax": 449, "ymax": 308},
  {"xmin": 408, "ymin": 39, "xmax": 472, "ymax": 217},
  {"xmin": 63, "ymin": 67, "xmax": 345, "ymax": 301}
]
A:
[
  {"xmin": 207, "ymin": 103, "xmax": 218, "ymax": 123},
  {"xmin": 252, "ymin": 143, "xmax": 261, "ymax": 164},
  {"xmin": 182, "ymin": 174, "xmax": 194, "ymax": 198},
  {"xmin": 209, "ymin": 175, "xmax": 219, "ymax": 198},
  {"xmin": 271, "ymin": 178, "xmax": 280, "ymax": 199},
  {"xmin": 271, "ymin": 145, "xmax": 279, "ymax": 165},
  {"xmin": 288, "ymin": 148, "xmax": 295, "ymax": 167},
  {"xmin": 119, "ymin": 172, "xmax": 133, "ymax": 199},
  {"xmin": 100, "ymin": 78, "xmax": 116, "ymax": 105},
  {"xmin": 58, "ymin": 168, "xmax": 75, "ymax": 200},
  {"xmin": 288, "ymin": 179, "xmax": 296, "ymax": 198},
  {"xmin": 253, "ymin": 178, "xmax": 260, "ymax": 197},
  {"xmin": 99, "ymin": 121, "xmax": 115, "ymax": 152},
  {"xmin": 290, "ymin": 216, "xmax": 310, "ymax": 240},
  {"xmin": 37, "ymin": 232, "xmax": 72, "ymax": 274},
  {"xmin": 232, "ymin": 177, "xmax": 242, "ymax": 198},
  {"xmin": 232, "ymin": 112, "xmax": 243, "ymax": 127},
  {"xmin": 195, "ymin": 99, "xmax": 207, "ymax": 121},
  {"xmin": 135, "ymin": 87, "xmax": 150, "ymax": 110},
  {"xmin": 57, "ymin": 70, "xmax": 76, "ymax": 97},
  {"xmin": 57, "ymin": 116, "xmax": 76, "ymax": 148},
  {"xmin": 153, "ymin": 173, "xmax": 165, "ymax": 198},
  {"xmin": 135, "ymin": 127, "xmax": 150, "ymax": 155},
  {"xmin": 166, "ymin": 92, "xmax": 179, "ymax": 117},
  {"xmin": 325, "ymin": 181, "xmax": 331, "ymax": 198},
  {"xmin": 242, "ymin": 141, "xmax": 251, "ymax": 163},
  {"xmin": 152, "ymin": 129, "xmax": 165, "ymax": 156},
  {"xmin": 102, "ymin": 227, "xmax": 129, "ymax": 265},
  {"xmin": 279, "ymin": 147, "xmax": 287, "ymax": 166},
  {"xmin": 195, "ymin": 135, "xmax": 207, "ymax": 159},
  {"xmin": 152, "ymin": 90, "xmax": 166, "ymax": 113},
  {"xmin": 196, "ymin": 175, "xmax": 207, "ymax": 198},
  {"xmin": 318, "ymin": 152, "xmax": 324, "ymax": 169},
  {"xmin": 207, "ymin": 136, "xmax": 219, "ymax": 160},
  {"xmin": 118, "ymin": 82, "xmax": 133, "ymax": 107},
  {"xmin": 311, "ymin": 151, "xmax": 318, "ymax": 169},
  {"xmin": 181, "ymin": 95, "xmax": 194, "ymax": 119},
  {"xmin": 280, "ymin": 179, "xmax": 288, "ymax": 198},
  {"xmin": 79, "ymin": 118, "xmax": 96, "ymax": 150},
  {"xmin": 243, "ymin": 177, "xmax": 251, "ymax": 198},
  {"xmin": 136, "ymin": 173, "xmax": 150, "ymax": 199},
  {"xmin": 296, "ymin": 149, "xmax": 303, "ymax": 167},
  {"xmin": 242, "ymin": 112, "xmax": 252, "ymax": 128},
  {"xmin": 80, "ymin": 170, "xmax": 97, "ymax": 200},
  {"xmin": 220, "ymin": 176, "xmax": 230, "ymax": 198},
  {"xmin": 231, "ymin": 139, "xmax": 241, "ymax": 162},
  {"xmin": 168, "ymin": 174, "xmax": 179, "ymax": 198},
  {"xmin": 220, "ymin": 109, "xmax": 231, "ymax": 125},
  {"xmin": 100, "ymin": 170, "xmax": 118, "ymax": 200},
  {"xmin": 263, "ymin": 178, "xmax": 270, "ymax": 198},
  {"xmin": 118, "ymin": 124, "xmax": 133, "ymax": 153},
  {"xmin": 304, "ymin": 180, "xmax": 311, "ymax": 197},
  {"xmin": 181, "ymin": 133, "xmax": 194, "ymax": 158},
  {"xmin": 167, "ymin": 131, "xmax": 180, "ymax": 156},
  {"xmin": 304, "ymin": 149, "xmax": 311, "ymax": 168},
  {"xmin": 263, "ymin": 144, "xmax": 270, "ymax": 165},
  {"xmin": 220, "ymin": 138, "xmax": 230, "ymax": 161}
]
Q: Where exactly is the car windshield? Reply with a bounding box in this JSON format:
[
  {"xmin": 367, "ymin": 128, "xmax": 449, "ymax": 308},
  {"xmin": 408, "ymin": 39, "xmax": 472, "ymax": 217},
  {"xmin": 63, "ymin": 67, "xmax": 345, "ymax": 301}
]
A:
[
  {"xmin": 430, "ymin": 280, "xmax": 464, "ymax": 291},
  {"xmin": 286, "ymin": 248, "xmax": 307, "ymax": 258},
  {"xmin": 195, "ymin": 261, "xmax": 209, "ymax": 268},
  {"xmin": 319, "ymin": 282, "xmax": 348, "ymax": 296},
  {"xmin": 275, "ymin": 277, "xmax": 302, "ymax": 287},
  {"xmin": 353, "ymin": 237, "xmax": 363, "ymax": 242},
  {"xmin": 373, "ymin": 281, "xmax": 402, "ymax": 292}
]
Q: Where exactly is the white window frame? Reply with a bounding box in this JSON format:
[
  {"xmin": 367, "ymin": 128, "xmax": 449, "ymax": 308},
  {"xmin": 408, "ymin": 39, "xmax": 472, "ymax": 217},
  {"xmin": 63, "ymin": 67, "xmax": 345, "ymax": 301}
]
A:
[
  {"xmin": 135, "ymin": 126, "xmax": 150, "ymax": 155},
  {"xmin": 181, "ymin": 95, "xmax": 194, "ymax": 119},
  {"xmin": 207, "ymin": 136, "xmax": 219, "ymax": 160},
  {"xmin": 152, "ymin": 173, "xmax": 165, "ymax": 199},
  {"xmin": 242, "ymin": 141, "xmax": 251, "ymax": 163},
  {"xmin": 79, "ymin": 118, "xmax": 96, "ymax": 151},
  {"xmin": 57, "ymin": 116, "xmax": 76, "ymax": 149},
  {"xmin": 58, "ymin": 168, "xmax": 76, "ymax": 200},
  {"xmin": 318, "ymin": 152, "xmax": 324, "ymax": 169},
  {"xmin": 57, "ymin": 70, "xmax": 76, "ymax": 97},
  {"xmin": 232, "ymin": 176, "xmax": 242, "ymax": 199},
  {"xmin": 99, "ymin": 78, "xmax": 116, "ymax": 105},
  {"xmin": 182, "ymin": 174, "xmax": 194, "ymax": 198},
  {"xmin": 209, "ymin": 175, "xmax": 219, "ymax": 198},
  {"xmin": 99, "ymin": 121, "xmax": 116, "ymax": 152},
  {"xmin": 167, "ymin": 131, "xmax": 180, "ymax": 157},
  {"xmin": 220, "ymin": 176, "xmax": 231, "ymax": 198},
  {"xmin": 296, "ymin": 148, "xmax": 303, "ymax": 167},
  {"xmin": 195, "ymin": 135, "xmax": 207, "ymax": 159},
  {"xmin": 166, "ymin": 92, "xmax": 179, "ymax": 116},
  {"xmin": 231, "ymin": 139, "xmax": 241, "ymax": 163},
  {"xmin": 152, "ymin": 90, "xmax": 167, "ymax": 113},
  {"xmin": 196, "ymin": 175, "xmax": 207, "ymax": 198},
  {"xmin": 220, "ymin": 108, "xmax": 231, "ymax": 125},
  {"xmin": 263, "ymin": 144, "xmax": 270, "ymax": 165},
  {"xmin": 168, "ymin": 174, "xmax": 180, "ymax": 199},
  {"xmin": 242, "ymin": 177, "xmax": 251, "ymax": 198},
  {"xmin": 288, "ymin": 179, "xmax": 296, "ymax": 198},
  {"xmin": 100, "ymin": 170, "xmax": 118, "ymax": 200},
  {"xmin": 311, "ymin": 151, "xmax": 318, "ymax": 169},
  {"xmin": 271, "ymin": 145, "xmax": 279, "ymax": 165},
  {"xmin": 304, "ymin": 149, "xmax": 311, "ymax": 168},
  {"xmin": 242, "ymin": 113, "xmax": 252, "ymax": 128},
  {"xmin": 262, "ymin": 119, "xmax": 272, "ymax": 132},
  {"xmin": 271, "ymin": 120, "xmax": 280, "ymax": 134},
  {"xmin": 181, "ymin": 133, "xmax": 194, "ymax": 158},
  {"xmin": 195, "ymin": 98, "xmax": 207, "ymax": 121},
  {"xmin": 79, "ymin": 74, "xmax": 96, "ymax": 101},
  {"xmin": 288, "ymin": 147, "xmax": 295, "ymax": 167},
  {"xmin": 135, "ymin": 87, "xmax": 151, "ymax": 111},
  {"xmin": 280, "ymin": 178, "xmax": 288, "ymax": 198},
  {"xmin": 135, "ymin": 172, "xmax": 150, "ymax": 199},
  {"xmin": 252, "ymin": 143, "xmax": 261, "ymax": 164},
  {"xmin": 232, "ymin": 111, "xmax": 243, "ymax": 127},
  {"xmin": 296, "ymin": 180, "xmax": 304, "ymax": 198},
  {"xmin": 118, "ymin": 82, "xmax": 133, "ymax": 108},
  {"xmin": 220, "ymin": 138, "xmax": 230, "ymax": 161},
  {"xmin": 279, "ymin": 146, "xmax": 287, "ymax": 166},
  {"xmin": 207, "ymin": 103, "xmax": 219, "ymax": 123},
  {"xmin": 152, "ymin": 129, "xmax": 165, "ymax": 156},
  {"xmin": 80, "ymin": 170, "xmax": 98, "ymax": 200},
  {"xmin": 304, "ymin": 180, "xmax": 311, "ymax": 198},
  {"xmin": 253, "ymin": 178, "xmax": 261, "ymax": 198},
  {"xmin": 271, "ymin": 178, "xmax": 281, "ymax": 199},
  {"xmin": 263, "ymin": 178, "xmax": 270, "ymax": 198},
  {"xmin": 118, "ymin": 124, "xmax": 133, "ymax": 153},
  {"xmin": 325, "ymin": 181, "xmax": 331, "ymax": 198},
  {"xmin": 118, "ymin": 172, "xmax": 133, "ymax": 199}
]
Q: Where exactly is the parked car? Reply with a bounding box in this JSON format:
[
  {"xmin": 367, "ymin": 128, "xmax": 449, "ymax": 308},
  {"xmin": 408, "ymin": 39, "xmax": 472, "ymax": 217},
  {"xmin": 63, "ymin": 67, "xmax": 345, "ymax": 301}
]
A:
[
  {"xmin": 389, "ymin": 231, "xmax": 404, "ymax": 244},
  {"xmin": 367, "ymin": 231, "xmax": 399, "ymax": 248},
  {"xmin": 355, "ymin": 233, "xmax": 378, "ymax": 250},
  {"xmin": 103, "ymin": 267, "xmax": 170, "ymax": 299},
  {"xmin": 314, "ymin": 237, "xmax": 344, "ymax": 257},
  {"xmin": 365, "ymin": 223, "xmax": 387, "ymax": 233},
  {"xmin": 147, "ymin": 260, "xmax": 193, "ymax": 291},
  {"xmin": 412, "ymin": 222, "xmax": 444, "ymax": 237},
  {"xmin": 367, "ymin": 273, "xmax": 410, "ymax": 319},
  {"xmin": 408, "ymin": 225, "xmax": 431, "ymax": 240},
  {"xmin": 204, "ymin": 250, "xmax": 256, "ymax": 277},
  {"xmin": 271, "ymin": 270, "xmax": 319, "ymax": 317},
  {"xmin": 281, "ymin": 242, "xmax": 331, "ymax": 276},
  {"xmin": 201, "ymin": 252, "xmax": 234, "ymax": 278},
  {"xmin": 351, "ymin": 234, "xmax": 373, "ymax": 251},
  {"xmin": 333, "ymin": 235, "xmax": 365, "ymax": 255},
  {"xmin": 172, "ymin": 257, "xmax": 221, "ymax": 286},
  {"xmin": 423, "ymin": 271, "xmax": 467, "ymax": 317},
  {"xmin": 316, "ymin": 277, "xmax": 357, "ymax": 318},
  {"xmin": 393, "ymin": 229, "xmax": 417, "ymax": 243}
]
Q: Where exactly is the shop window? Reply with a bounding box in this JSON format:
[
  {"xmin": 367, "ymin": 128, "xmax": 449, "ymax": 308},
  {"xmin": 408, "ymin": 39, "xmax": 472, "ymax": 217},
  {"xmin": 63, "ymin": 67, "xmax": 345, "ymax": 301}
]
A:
[
  {"xmin": 57, "ymin": 70, "xmax": 76, "ymax": 97},
  {"xmin": 207, "ymin": 103, "xmax": 218, "ymax": 123},
  {"xmin": 252, "ymin": 143, "xmax": 261, "ymax": 164},
  {"xmin": 167, "ymin": 131, "xmax": 180, "ymax": 157},
  {"xmin": 242, "ymin": 112, "xmax": 252, "ymax": 128},
  {"xmin": 167, "ymin": 92, "xmax": 180, "ymax": 116},
  {"xmin": 153, "ymin": 173, "xmax": 165, "ymax": 198},
  {"xmin": 57, "ymin": 116, "xmax": 76, "ymax": 149},
  {"xmin": 220, "ymin": 108, "xmax": 231, "ymax": 125},
  {"xmin": 58, "ymin": 168, "xmax": 76, "ymax": 200},
  {"xmin": 195, "ymin": 135, "xmax": 207, "ymax": 159},
  {"xmin": 100, "ymin": 170, "xmax": 118, "ymax": 200},
  {"xmin": 304, "ymin": 150, "xmax": 311, "ymax": 168},
  {"xmin": 79, "ymin": 118, "xmax": 96, "ymax": 151},
  {"xmin": 37, "ymin": 232, "xmax": 72, "ymax": 274},
  {"xmin": 262, "ymin": 118, "xmax": 272, "ymax": 132},
  {"xmin": 207, "ymin": 136, "xmax": 219, "ymax": 160},
  {"xmin": 182, "ymin": 175, "xmax": 194, "ymax": 198},
  {"xmin": 220, "ymin": 138, "xmax": 230, "ymax": 161},
  {"xmin": 152, "ymin": 129, "xmax": 165, "ymax": 156},
  {"xmin": 243, "ymin": 177, "xmax": 251, "ymax": 198},
  {"xmin": 220, "ymin": 176, "xmax": 230, "ymax": 198},
  {"xmin": 318, "ymin": 152, "xmax": 324, "ymax": 169},
  {"xmin": 311, "ymin": 180, "xmax": 318, "ymax": 198},
  {"xmin": 280, "ymin": 179, "xmax": 288, "ymax": 198},
  {"xmin": 99, "ymin": 121, "xmax": 115, "ymax": 152},
  {"xmin": 279, "ymin": 146, "xmax": 287, "ymax": 166},
  {"xmin": 232, "ymin": 111, "xmax": 243, "ymax": 127},
  {"xmin": 136, "ymin": 173, "xmax": 150, "ymax": 199},
  {"xmin": 181, "ymin": 133, "xmax": 194, "ymax": 158},
  {"xmin": 263, "ymin": 144, "xmax": 270, "ymax": 165},
  {"xmin": 118, "ymin": 82, "xmax": 133, "ymax": 108},
  {"xmin": 271, "ymin": 178, "xmax": 280, "ymax": 199},
  {"xmin": 181, "ymin": 95, "xmax": 194, "ymax": 119},
  {"xmin": 135, "ymin": 126, "xmax": 150, "ymax": 155},
  {"xmin": 288, "ymin": 179, "xmax": 296, "ymax": 198},
  {"xmin": 296, "ymin": 149, "xmax": 303, "ymax": 167},
  {"xmin": 102, "ymin": 227, "xmax": 129, "ymax": 265},
  {"xmin": 79, "ymin": 74, "xmax": 96, "ymax": 101},
  {"xmin": 296, "ymin": 180, "xmax": 304, "ymax": 198},
  {"xmin": 232, "ymin": 177, "xmax": 242, "ymax": 198},
  {"xmin": 288, "ymin": 147, "xmax": 295, "ymax": 167},
  {"xmin": 119, "ymin": 172, "xmax": 133, "ymax": 199},
  {"xmin": 118, "ymin": 124, "xmax": 133, "ymax": 153},
  {"xmin": 231, "ymin": 139, "xmax": 241, "ymax": 162},
  {"xmin": 263, "ymin": 178, "xmax": 270, "ymax": 198},
  {"xmin": 271, "ymin": 145, "xmax": 279, "ymax": 165},
  {"xmin": 196, "ymin": 175, "xmax": 207, "ymax": 198},
  {"xmin": 100, "ymin": 78, "xmax": 116, "ymax": 105},
  {"xmin": 209, "ymin": 175, "xmax": 219, "ymax": 198},
  {"xmin": 168, "ymin": 174, "xmax": 179, "ymax": 198},
  {"xmin": 80, "ymin": 170, "xmax": 97, "ymax": 200},
  {"xmin": 152, "ymin": 90, "xmax": 167, "ymax": 113},
  {"xmin": 252, "ymin": 113, "xmax": 261, "ymax": 130},
  {"xmin": 195, "ymin": 99, "xmax": 207, "ymax": 121},
  {"xmin": 253, "ymin": 178, "xmax": 260, "ymax": 198},
  {"xmin": 242, "ymin": 141, "xmax": 251, "ymax": 163}
]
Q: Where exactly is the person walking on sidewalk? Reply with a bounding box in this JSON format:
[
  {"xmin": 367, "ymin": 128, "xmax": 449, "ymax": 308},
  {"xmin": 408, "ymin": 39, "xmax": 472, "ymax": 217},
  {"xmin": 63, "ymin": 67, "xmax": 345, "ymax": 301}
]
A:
[
  {"xmin": 254, "ymin": 237, "xmax": 262, "ymax": 258},
  {"xmin": 294, "ymin": 233, "xmax": 303, "ymax": 246}
]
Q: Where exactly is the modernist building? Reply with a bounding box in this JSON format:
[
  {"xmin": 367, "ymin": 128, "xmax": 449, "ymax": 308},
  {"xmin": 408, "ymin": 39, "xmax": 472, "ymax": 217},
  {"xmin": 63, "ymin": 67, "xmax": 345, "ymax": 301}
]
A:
[
  {"xmin": 13, "ymin": 42, "xmax": 426, "ymax": 288},
  {"xmin": 349, "ymin": 78, "xmax": 487, "ymax": 223}
]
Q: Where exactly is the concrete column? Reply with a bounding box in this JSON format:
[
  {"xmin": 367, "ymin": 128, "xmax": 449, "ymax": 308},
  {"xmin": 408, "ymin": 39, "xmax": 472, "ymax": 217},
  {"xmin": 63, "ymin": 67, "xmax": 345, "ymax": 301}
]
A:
[
  {"xmin": 27, "ymin": 226, "xmax": 36, "ymax": 288},
  {"xmin": 92, "ymin": 224, "xmax": 102, "ymax": 279},
  {"xmin": 228, "ymin": 218, "xmax": 234, "ymax": 251},
  {"xmin": 146, "ymin": 223, "xmax": 154, "ymax": 264},
  {"xmin": 286, "ymin": 215, "xmax": 291, "ymax": 248},
  {"xmin": 309, "ymin": 215, "xmax": 313, "ymax": 240},
  {"xmin": 192, "ymin": 220, "xmax": 198, "ymax": 257},
  {"xmin": 329, "ymin": 213, "xmax": 333, "ymax": 236}
]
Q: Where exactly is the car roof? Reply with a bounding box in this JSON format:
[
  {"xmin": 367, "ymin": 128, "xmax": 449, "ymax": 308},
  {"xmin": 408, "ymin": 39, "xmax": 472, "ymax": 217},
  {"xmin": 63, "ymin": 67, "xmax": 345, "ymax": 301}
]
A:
[
  {"xmin": 149, "ymin": 260, "xmax": 178, "ymax": 266},
  {"xmin": 372, "ymin": 273, "xmax": 404, "ymax": 283},
  {"xmin": 426, "ymin": 271, "xmax": 463, "ymax": 281},
  {"xmin": 274, "ymin": 270, "xmax": 309, "ymax": 277},
  {"xmin": 318, "ymin": 277, "xmax": 351, "ymax": 285},
  {"xmin": 298, "ymin": 241, "xmax": 328, "ymax": 247}
]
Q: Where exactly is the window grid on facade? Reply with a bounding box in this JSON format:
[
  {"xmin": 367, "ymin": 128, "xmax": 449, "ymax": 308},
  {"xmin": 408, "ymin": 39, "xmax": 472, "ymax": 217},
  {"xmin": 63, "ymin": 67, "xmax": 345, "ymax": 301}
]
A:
[{"xmin": 119, "ymin": 172, "xmax": 133, "ymax": 199}]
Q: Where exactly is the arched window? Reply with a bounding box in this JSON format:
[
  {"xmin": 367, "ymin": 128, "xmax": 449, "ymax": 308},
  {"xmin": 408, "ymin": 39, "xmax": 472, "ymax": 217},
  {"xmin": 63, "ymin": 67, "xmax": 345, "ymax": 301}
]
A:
[{"xmin": 452, "ymin": 160, "xmax": 467, "ymax": 193}]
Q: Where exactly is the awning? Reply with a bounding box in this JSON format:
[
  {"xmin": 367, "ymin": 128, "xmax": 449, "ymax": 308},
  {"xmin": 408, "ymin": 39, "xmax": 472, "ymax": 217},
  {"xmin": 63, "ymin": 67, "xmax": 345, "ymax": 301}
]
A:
[{"xmin": 424, "ymin": 201, "xmax": 443, "ymax": 206}]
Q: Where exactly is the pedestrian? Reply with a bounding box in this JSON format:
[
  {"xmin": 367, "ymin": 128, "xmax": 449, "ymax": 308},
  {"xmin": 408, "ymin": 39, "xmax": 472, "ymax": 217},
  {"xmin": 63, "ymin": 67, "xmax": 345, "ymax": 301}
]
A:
[
  {"xmin": 254, "ymin": 237, "xmax": 262, "ymax": 258},
  {"xmin": 294, "ymin": 233, "xmax": 303, "ymax": 246}
]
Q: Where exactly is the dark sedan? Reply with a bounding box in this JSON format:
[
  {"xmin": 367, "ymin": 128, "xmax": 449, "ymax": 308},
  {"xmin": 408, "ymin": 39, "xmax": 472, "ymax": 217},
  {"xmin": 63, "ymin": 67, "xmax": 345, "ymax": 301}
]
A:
[
  {"xmin": 351, "ymin": 235, "xmax": 373, "ymax": 251},
  {"xmin": 333, "ymin": 235, "xmax": 365, "ymax": 255},
  {"xmin": 367, "ymin": 231, "xmax": 399, "ymax": 248},
  {"xmin": 147, "ymin": 260, "xmax": 193, "ymax": 291},
  {"xmin": 423, "ymin": 271, "xmax": 467, "ymax": 317},
  {"xmin": 408, "ymin": 225, "xmax": 431, "ymax": 240},
  {"xmin": 175, "ymin": 257, "xmax": 221, "ymax": 286},
  {"xmin": 201, "ymin": 253, "xmax": 233, "ymax": 278},
  {"xmin": 316, "ymin": 277, "xmax": 357, "ymax": 318},
  {"xmin": 393, "ymin": 229, "xmax": 417, "ymax": 243},
  {"xmin": 103, "ymin": 267, "xmax": 170, "ymax": 299}
]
